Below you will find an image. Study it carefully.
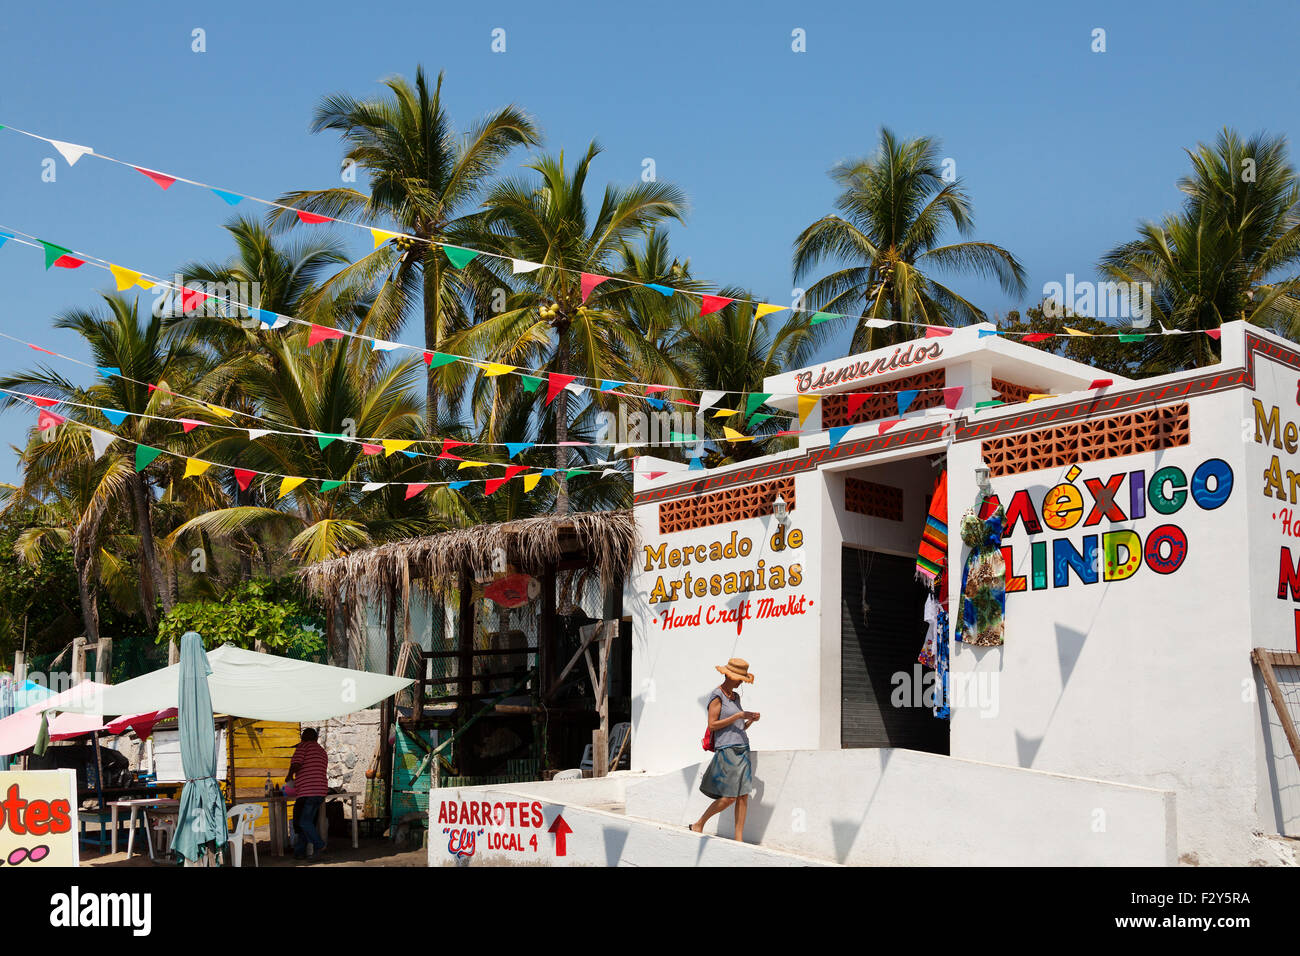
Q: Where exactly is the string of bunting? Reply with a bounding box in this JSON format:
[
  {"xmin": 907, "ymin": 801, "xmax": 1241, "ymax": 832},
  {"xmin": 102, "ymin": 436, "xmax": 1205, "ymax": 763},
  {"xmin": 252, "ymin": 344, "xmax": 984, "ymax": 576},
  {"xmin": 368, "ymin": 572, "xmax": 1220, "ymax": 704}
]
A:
[{"xmin": 0, "ymin": 124, "xmax": 1225, "ymax": 346}]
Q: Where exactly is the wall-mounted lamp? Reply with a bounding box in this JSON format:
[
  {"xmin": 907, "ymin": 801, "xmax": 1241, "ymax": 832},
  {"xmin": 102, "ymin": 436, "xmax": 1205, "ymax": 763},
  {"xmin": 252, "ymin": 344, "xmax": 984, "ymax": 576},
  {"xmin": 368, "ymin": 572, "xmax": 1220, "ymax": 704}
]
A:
[
  {"xmin": 773, "ymin": 494, "xmax": 789, "ymax": 525},
  {"xmin": 974, "ymin": 465, "xmax": 992, "ymax": 496}
]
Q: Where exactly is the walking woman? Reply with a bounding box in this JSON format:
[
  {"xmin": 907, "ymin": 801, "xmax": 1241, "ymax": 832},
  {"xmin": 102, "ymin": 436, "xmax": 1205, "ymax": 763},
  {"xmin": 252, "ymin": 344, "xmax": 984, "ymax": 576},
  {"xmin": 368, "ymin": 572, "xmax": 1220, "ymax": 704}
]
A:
[{"xmin": 689, "ymin": 658, "xmax": 760, "ymax": 840}]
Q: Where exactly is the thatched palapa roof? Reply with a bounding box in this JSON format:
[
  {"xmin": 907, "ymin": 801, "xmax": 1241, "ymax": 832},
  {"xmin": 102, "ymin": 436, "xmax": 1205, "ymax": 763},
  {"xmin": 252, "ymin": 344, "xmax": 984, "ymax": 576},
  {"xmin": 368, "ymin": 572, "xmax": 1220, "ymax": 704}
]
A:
[{"xmin": 298, "ymin": 510, "xmax": 637, "ymax": 599}]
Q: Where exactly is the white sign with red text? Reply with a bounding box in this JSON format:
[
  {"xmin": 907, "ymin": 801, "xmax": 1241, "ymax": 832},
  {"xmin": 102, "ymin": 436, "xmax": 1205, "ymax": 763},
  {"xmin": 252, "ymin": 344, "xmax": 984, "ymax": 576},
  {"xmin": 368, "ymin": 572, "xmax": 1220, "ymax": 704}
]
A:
[{"xmin": 433, "ymin": 790, "xmax": 573, "ymax": 864}]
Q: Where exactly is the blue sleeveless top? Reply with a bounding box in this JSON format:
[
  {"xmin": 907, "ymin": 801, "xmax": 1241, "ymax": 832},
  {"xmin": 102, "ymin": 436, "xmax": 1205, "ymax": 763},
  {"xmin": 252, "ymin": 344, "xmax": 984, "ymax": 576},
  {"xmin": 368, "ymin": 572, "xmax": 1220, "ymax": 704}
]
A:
[{"xmin": 709, "ymin": 687, "xmax": 749, "ymax": 750}]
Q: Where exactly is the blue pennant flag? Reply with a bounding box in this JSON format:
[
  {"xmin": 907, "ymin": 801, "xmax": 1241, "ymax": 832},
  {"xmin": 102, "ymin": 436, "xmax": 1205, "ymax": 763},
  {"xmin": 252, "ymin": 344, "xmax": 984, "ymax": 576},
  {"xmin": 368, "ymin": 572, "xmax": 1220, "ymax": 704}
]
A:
[
  {"xmin": 101, "ymin": 408, "xmax": 129, "ymax": 426},
  {"xmin": 828, "ymin": 425, "xmax": 851, "ymax": 450},
  {"xmin": 97, "ymin": 366, "xmax": 121, "ymax": 378},
  {"xmin": 211, "ymin": 189, "xmax": 243, "ymax": 206},
  {"xmin": 897, "ymin": 389, "xmax": 919, "ymax": 414},
  {"xmin": 539, "ymin": 468, "xmax": 557, "ymax": 477},
  {"xmin": 504, "ymin": 442, "xmax": 533, "ymax": 459},
  {"xmin": 599, "ymin": 380, "xmax": 624, "ymax": 392},
  {"xmin": 689, "ymin": 457, "xmax": 705, "ymax": 471},
  {"xmin": 978, "ymin": 329, "xmax": 1000, "ymax": 338},
  {"xmin": 449, "ymin": 480, "xmax": 470, "ymax": 491},
  {"xmin": 647, "ymin": 398, "xmax": 665, "ymax": 410},
  {"xmin": 401, "ymin": 451, "xmax": 416, "ymax": 458},
  {"xmin": 0, "ymin": 231, "xmax": 11, "ymax": 248},
  {"xmin": 645, "ymin": 284, "xmax": 675, "ymax": 297}
]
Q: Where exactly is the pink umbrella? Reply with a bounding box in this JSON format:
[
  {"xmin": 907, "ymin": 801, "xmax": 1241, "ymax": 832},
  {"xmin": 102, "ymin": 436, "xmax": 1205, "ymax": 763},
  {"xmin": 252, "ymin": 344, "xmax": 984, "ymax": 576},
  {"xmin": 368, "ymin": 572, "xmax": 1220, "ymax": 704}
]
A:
[
  {"xmin": 103, "ymin": 708, "xmax": 177, "ymax": 740},
  {"xmin": 0, "ymin": 680, "xmax": 108, "ymax": 756}
]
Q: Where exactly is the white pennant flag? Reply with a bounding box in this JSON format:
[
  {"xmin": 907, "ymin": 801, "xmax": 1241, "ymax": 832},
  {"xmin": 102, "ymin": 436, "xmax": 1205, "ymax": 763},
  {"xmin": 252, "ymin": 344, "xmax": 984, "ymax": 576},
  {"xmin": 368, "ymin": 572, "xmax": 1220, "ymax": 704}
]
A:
[
  {"xmin": 864, "ymin": 318, "xmax": 895, "ymax": 329},
  {"xmin": 247, "ymin": 429, "xmax": 271, "ymax": 441},
  {"xmin": 612, "ymin": 443, "xmax": 641, "ymax": 454},
  {"xmin": 512, "ymin": 259, "xmax": 543, "ymax": 274},
  {"xmin": 261, "ymin": 315, "xmax": 291, "ymax": 331},
  {"xmin": 49, "ymin": 139, "xmax": 93, "ymax": 166},
  {"xmin": 361, "ymin": 482, "xmax": 386, "ymax": 492},
  {"xmin": 601, "ymin": 467, "xmax": 621, "ymax": 478},
  {"xmin": 370, "ymin": 339, "xmax": 402, "ymax": 352},
  {"xmin": 697, "ymin": 390, "xmax": 724, "ymax": 412},
  {"xmin": 89, "ymin": 428, "xmax": 115, "ymax": 460},
  {"xmin": 564, "ymin": 382, "xmax": 585, "ymax": 396}
]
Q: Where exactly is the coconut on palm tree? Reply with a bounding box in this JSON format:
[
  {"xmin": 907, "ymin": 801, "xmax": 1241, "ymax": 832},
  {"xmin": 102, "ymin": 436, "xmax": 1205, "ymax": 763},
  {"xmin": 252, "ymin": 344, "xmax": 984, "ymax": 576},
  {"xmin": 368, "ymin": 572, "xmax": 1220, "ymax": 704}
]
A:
[
  {"xmin": 270, "ymin": 66, "xmax": 541, "ymax": 426},
  {"xmin": 793, "ymin": 127, "xmax": 1026, "ymax": 351}
]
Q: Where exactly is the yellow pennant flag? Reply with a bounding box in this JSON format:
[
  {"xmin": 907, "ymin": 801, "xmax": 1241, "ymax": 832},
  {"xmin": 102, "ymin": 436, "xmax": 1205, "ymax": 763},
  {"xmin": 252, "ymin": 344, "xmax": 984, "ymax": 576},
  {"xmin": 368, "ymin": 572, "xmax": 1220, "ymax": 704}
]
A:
[
  {"xmin": 371, "ymin": 228, "xmax": 401, "ymax": 249},
  {"xmin": 755, "ymin": 303, "xmax": 788, "ymax": 320},
  {"xmin": 382, "ymin": 439, "xmax": 415, "ymax": 456},
  {"xmin": 723, "ymin": 426, "xmax": 753, "ymax": 442},
  {"xmin": 1064, "ymin": 327, "xmax": 1091, "ymax": 337},
  {"xmin": 712, "ymin": 408, "xmax": 740, "ymax": 419},
  {"xmin": 522, "ymin": 473, "xmax": 542, "ymax": 493},
  {"xmin": 109, "ymin": 264, "xmax": 143, "ymax": 291},
  {"xmin": 136, "ymin": 278, "xmax": 155, "ymax": 290},
  {"xmin": 457, "ymin": 460, "xmax": 489, "ymax": 470},
  {"xmin": 205, "ymin": 404, "xmax": 235, "ymax": 419},
  {"xmin": 1026, "ymin": 393, "xmax": 1054, "ymax": 402},
  {"xmin": 478, "ymin": 363, "xmax": 516, "ymax": 377},
  {"xmin": 278, "ymin": 476, "xmax": 307, "ymax": 498},
  {"xmin": 797, "ymin": 395, "xmax": 819, "ymax": 426},
  {"xmin": 182, "ymin": 459, "xmax": 212, "ymax": 478}
]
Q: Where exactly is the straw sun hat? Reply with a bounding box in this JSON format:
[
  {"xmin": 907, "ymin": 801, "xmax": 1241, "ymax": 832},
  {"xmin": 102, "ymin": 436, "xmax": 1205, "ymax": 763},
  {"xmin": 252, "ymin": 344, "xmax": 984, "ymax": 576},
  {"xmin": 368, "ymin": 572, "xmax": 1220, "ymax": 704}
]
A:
[{"xmin": 716, "ymin": 658, "xmax": 755, "ymax": 683}]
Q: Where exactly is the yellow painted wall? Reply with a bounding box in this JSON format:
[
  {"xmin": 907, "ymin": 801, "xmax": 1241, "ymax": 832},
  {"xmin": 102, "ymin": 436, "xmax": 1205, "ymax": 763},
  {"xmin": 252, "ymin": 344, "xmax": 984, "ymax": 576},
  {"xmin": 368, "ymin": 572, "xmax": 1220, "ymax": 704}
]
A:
[{"xmin": 228, "ymin": 719, "xmax": 300, "ymax": 828}]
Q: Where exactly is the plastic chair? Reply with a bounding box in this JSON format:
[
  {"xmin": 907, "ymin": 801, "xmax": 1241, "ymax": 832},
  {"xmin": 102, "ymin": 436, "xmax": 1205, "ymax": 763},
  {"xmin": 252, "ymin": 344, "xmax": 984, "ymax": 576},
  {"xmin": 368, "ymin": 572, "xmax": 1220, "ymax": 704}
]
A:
[
  {"xmin": 226, "ymin": 803, "xmax": 261, "ymax": 867},
  {"xmin": 553, "ymin": 769, "xmax": 583, "ymax": 781}
]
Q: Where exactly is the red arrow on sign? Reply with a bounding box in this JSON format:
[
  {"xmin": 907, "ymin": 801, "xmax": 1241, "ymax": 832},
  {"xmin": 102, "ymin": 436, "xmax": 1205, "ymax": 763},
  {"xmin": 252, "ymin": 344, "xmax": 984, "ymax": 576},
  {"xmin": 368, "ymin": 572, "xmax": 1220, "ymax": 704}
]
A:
[{"xmin": 548, "ymin": 814, "xmax": 572, "ymax": 857}]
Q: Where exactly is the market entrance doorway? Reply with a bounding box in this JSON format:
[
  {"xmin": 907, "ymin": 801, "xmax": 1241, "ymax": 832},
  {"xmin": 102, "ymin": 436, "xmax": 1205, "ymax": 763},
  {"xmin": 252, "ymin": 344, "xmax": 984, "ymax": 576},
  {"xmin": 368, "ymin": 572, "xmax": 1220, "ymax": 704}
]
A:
[{"xmin": 841, "ymin": 546, "xmax": 949, "ymax": 754}]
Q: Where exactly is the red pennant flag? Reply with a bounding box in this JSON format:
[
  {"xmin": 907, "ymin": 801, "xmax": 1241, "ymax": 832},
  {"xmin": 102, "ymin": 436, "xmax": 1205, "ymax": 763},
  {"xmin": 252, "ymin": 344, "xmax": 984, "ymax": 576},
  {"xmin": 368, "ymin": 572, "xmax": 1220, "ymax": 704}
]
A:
[
  {"xmin": 1204, "ymin": 329, "xmax": 1221, "ymax": 340},
  {"xmin": 1022, "ymin": 333, "xmax": 1055, "ymax": 343},
  {"xmin": 580, "ymin": 273, "xmax": 609, "ymax": 302},
  {"xmin": 404, "ymin": 482, "xmax": 429, "ymax": 500},
  {"xmin": 180, "ymin": 419, "xmax": 202, "ymax": 433},
  {"xmin": 233, "ymin": 468, "xmax": 257, "ymax": 491},
  {"xmin": 924, "ymin": 325, "xmax": 953, "ymax": 338},
  {"xmin": 36, "ymin": 409, "xmax": 65, "ymax": 430},
  {"xmin": 135, "ymin": 166, "xmax": 176, "ymax": 190},
  {"xmin": 546, "ymin": 374, "xmax": 577, "ymax": 405},
  {"xmin": 296, "ymin": 211, "xmax": 333, "ymax": 224},
  {"xmin": 485, "ymin": 465, "xmax": 529, "ymax": 495},
  {"xmin": 774, "ymin": 430, "xmax": 801, "ymax": 437},
  {"xmin": 52, "ymin": 254, "xmax": 85, "ymax": 269},
  {"xmin": 181, "ymin": 288, "xmax": 208, "ymax": 313},
  {"xmin": 942, "ymin": 386, "xmax": 964, "ymax": 409},
  {"xmin": 700, "ymin": 295, "xmax": 733, "ymax": 315},
  {"xmin": 28, "ymin": 345, "xmax": 56, "ymax": 355},
  {"xmin": 644, "ymin": 384, "xmax": 671, "ymax": 395},
  {"xmin": 439, "ymin": 439, "xmax": 468, "ymax": 460},
  {"xmin": 878, "ymin": 419, "xmax": 900, "ymax": 434},
  {"xmin": 28, "ymin": 395, "xmax": 58, "ymax": 408},
  {"xmin": 308, "ymin": 324, "xmax": 345, "ymax": 347},
  {"xmin": 846, "ymin": 392, "xmax": 870, "ymax": 417},
  {"xmin": 646, "ymin": 471, "xmax": 667, "ymax": 480},
  {"xmin": 1088, "ymin": 379, "xmax": 1113, "ymax": 389},
  {"xmin": 361, "ymin": 443, "xmax": 382, "ymax": 455}
]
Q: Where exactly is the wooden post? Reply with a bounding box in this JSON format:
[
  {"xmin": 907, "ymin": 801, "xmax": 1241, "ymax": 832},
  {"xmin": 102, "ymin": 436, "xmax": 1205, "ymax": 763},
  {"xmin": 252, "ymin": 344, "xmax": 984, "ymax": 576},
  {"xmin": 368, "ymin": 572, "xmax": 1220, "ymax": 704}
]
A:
[
  {"xmin": 71, "ymin": 637, "xmax": 87, "ymax": 685},
  {"xmin": 13, "ymin": 650, "xmax": 25, "ymax": 684},
  {"xmin": 457, "ymin": 569, "xmax": 474, "ymax": 724},
  {"xmin": 94, "ymin": 638, "xmax": 112, "ymax": 683}
]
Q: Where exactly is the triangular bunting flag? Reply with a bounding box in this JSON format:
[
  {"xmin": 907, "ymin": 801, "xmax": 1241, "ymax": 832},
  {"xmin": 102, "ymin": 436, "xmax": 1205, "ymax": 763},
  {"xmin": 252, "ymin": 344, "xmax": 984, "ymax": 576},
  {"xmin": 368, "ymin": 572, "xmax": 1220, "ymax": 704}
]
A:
[
  {"xmin": 97, "ymin": 366, "xmax": 121, "ymax": 378},
  {"xmin": 809, "ymin": 312, "xmax": 838, "ymax": 325},
  {"xmin": 745, "ymin": 393, "xmax": 772, "ymax": 418},
  {"xmin": 233, "ymin": 468, "xmax": 257, "ymax": 491},
  {"xmin": 978, "ymin": 329, "xmax": 1000, "ymax": 338},
  {"xmin": 404, "ymin": 482, "xmax": 429, "ymax": 500},
  {"xmin": 382, "ymin": 440, "xmax": 415, "ymax": 456},
  {"xmin": 316, "ymin": 433, "xmax": 343, "ymax": 450},
  {"xmin": 1026, "ymin": 393, "xmax": 1053, "ymax": 402},
  {"xmin": 520, "ymin": 374, "xmax": 543, "ymax": 392},
  {"xmin": 361, "ymin": 443, "xmax": 382, "ymax": 455},
  {"xmin": 1204, "ymin": 328, "xmax": 1222, "ymax": 340},
  {"xmin": 878, "ymin": 419, "xmax": 900, "ymax": 434},
  {"xmin": 247, "ymin": 429, "xmax": 271, "ymax": 441},
  {"xmin": 371, "ymin": 339, "xmax": 402, "ymax": 352},
  {"xmin": 36, "ymin": 409, "xmax": 65, "ymax": 430},
  {"xmin": 713, "ymin": 408, "xmax": 739, "ymax": 418},
  {"xmin": 505, "ymin": 442, "xmax": 533, "ymax": 459},
  {"xmin": 645, "ymin": 284, "xmax": 675, "ymax": 297},
  {"xmin": 87, "ymin": 428, "xmax": 115, "ymax": 460},
  {"xmin": 205, "ymin": 404, "xmax": 234, "ymax": 419},
  {"xmin": 28, "ymin": 395, "xmax": 58, "ymax": 409},
  {"xmin": 457, "ymin": 460, "xmax": 488, "ymax": 470},
  {"xmin": 723, "ymin": 427, "xmax": 752, "ymax": 443},
  {"xmin": 749, "ymin": 413, "xmax": 774, "ymax": 428},
  {"xmin": 109, "ymin": 264, "xmax": 143, "ymax": 291},
  {"xmin": 512, "ymin": 259, "xmax": 543, "ymax": 274},
  {"xmin": 361, "ymin": 482, "xmax": 386, "ymax": 492},
  {"xmin": 700, "ymin": 295, "xmax": 733, "ymax": 315},
  {"xmin": 308, "ymin": 324, "xmax": 345, "ymax": 347},
  {"xmin": 211, "ymin": 189, "xmax": 243, "ymax": 206},
  {"xmin": 370, "ymin": 229, "xmax": 400, "ymax": 249},
  {"xmin": 479, "ymin": 363, "xmax": 515, "ymax": 377},
  {"xmin": 925, "ymin": 326, "xmax": 953, "ymax": 338},
  {"xmin": 546, "ymin": 373, "xmax": 577, "ymax": 405},
  {"xmin": 798, "ymin": 395, "xmax": 819, "ymax": 426},
  {"xmin": 698, "ymin": 390, "xmax": 724, "ymax": 412},
  {"xmin": 755, "ymin": 303, "xmax": 787, "ymax": 320},
  {"xmin": 942, "ymin": 386, "xmax": 964, "ymax": 410},
  {"xmin": 425, "ymin": 352, "xmax": 458, "ymax": 369},
  {"xmin": 134, "ymin": 166, "xmax": 176, "ymax": 190},
  {"xmin": 689, "ymin": 457, "xmax": 704, "ymax": 471},
  {"xmin": 101, "ymin": 408, "xmax": 129, "ymax": 426},
  {"xmin": 580, "ymin": 273, "xmax": 609, "ymax": 302},
  {"xmin": 183, "ymin": 459, "xmax": 212, "ymax": 478},
  {"xmin": 278, "ymin": 476, "xmax": 307, "ymax": 498},
  {"xmin": 898, "ymin": 389, "xmax": 919, "ymax": 415},
  {"xmin": 1089, "ymin": 379, "xmax": 1113, "ymax": 389},
  {"xmin": 180, "ymin": 288, "xmax": 208, "ymax": 313},
  {"xmin": 1118, "ymin": 333, "xmax": 1145, "ymax": 343},
  {"xmin": 598, "ymin": 380, "xmax": 624, "ymax": 392},
  {"xmin": 40, "ymin": 241, "xmax": 83, "ymax": 270},
  {"xmin": 442, "ymin": 246, "xmax": 479, "ymax": 269},
  {"xmin": 320, "ymin": 480, "xmax": 345, "ymax": 492},
  {"xmin": 134, "ymin": 445, "xmax": 163, "ymax": 471},
  {"xmin": 1022, "ymin": 333, "xmax": 1055, "ymax": 343},
  {"xmin": 1065, "ymin": 328, "xmax": 1090, "ymax": 337},
  {"xmin": 50, "ymin": 140, "xmax": 92, "ymax": 166},
  {"xmin": 522, "ymin": 473, "xmax": 542, "ymax": 493},
  {"xmin": 846, "ymin": 393, "xmax": 870, "ymax": 417},
  {"xmin": 296, "ymin": 211, "xmax": 333, "ymax": 224},
  {"xmin": 180, "ymin": 419, "xmax": 203, "ymax": 433},
  {"xmin": 828, "ymin": 426, "xmax": 851, "ymax": 450}
]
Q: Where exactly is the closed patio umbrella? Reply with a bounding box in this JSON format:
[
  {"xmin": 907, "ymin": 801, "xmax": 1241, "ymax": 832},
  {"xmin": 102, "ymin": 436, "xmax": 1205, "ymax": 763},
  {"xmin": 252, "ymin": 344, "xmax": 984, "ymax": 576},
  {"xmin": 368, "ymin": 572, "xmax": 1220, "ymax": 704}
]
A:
[{"xmin": 171, "ymin": 631, "xmax": 228, "ymax": 864}]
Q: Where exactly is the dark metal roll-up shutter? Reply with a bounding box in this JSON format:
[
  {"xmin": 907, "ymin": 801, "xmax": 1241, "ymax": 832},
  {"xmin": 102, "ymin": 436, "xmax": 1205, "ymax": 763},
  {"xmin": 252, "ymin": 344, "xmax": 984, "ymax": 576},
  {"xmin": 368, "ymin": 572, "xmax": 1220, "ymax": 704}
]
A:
[{"xmin": 841, "ymin": 547, "xmax": 948, "ymax": 754}]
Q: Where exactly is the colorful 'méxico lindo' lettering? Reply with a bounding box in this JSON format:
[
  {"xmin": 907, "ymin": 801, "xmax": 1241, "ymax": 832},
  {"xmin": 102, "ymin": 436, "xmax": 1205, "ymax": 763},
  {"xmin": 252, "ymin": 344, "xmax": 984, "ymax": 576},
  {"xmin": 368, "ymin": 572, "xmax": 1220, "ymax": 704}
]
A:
[{"xmin": 995, "ymin": 458, "xmax": 1232, "ymax": 590}]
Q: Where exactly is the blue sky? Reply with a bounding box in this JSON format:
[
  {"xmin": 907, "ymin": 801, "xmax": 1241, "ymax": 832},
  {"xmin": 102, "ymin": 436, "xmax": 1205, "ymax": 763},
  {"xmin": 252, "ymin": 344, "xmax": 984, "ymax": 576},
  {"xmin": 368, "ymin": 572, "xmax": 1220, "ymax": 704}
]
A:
[{"xmin": 0, "ymin": 0, "xmax": 1296, "ymax": 480}]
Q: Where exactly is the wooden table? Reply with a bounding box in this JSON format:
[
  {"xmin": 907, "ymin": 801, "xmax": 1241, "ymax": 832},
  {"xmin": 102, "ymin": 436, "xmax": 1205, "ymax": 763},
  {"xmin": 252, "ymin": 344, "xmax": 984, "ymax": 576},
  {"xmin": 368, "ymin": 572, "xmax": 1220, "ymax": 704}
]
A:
[
  {"xmin": 241, "ymin": 792, "xmax": 361, "ymax": 857},
  {"xmin": 107, "ymin": 797, "xmax": 180, "ymax": 858}
]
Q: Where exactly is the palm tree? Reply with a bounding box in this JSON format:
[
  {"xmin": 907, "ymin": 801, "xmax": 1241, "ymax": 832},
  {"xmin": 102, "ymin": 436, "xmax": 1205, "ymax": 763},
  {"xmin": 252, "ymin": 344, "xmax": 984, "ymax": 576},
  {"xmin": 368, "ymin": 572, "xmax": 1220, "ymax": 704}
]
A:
[
  {"xmin": 1100, "ymin": 128, "xmax": 1300, "ymax": 371},
  {"xmin": 270, "ymin": 66, "xmax": 541, "ymax": 426},
  {"xmin": 447, "ymin": 142, "xmax": 688, "ymax": 513},
  {"xmin": 793, "ymin": 127, "xmax": 1026, "ymax": 351}
]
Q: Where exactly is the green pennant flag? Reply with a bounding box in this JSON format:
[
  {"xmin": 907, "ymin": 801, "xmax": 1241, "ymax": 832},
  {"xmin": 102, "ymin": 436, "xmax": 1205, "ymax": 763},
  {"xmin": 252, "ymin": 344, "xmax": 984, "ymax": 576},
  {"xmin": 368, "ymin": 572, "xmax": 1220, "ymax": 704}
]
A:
[
  {"xmin": 443, "ymin": 246, "xmax": 479, "ymax": 269},
  {"xmin": 670, "ymin": 431, "xmax": 699, "ymax": 443},
  {"xmin": 565, "ymin": 468, "xmax": 589, "ymax": 478},
  {"xmin": 809, "ymin": 312, "xmax": 837, "ymax": 325},
  {"xmin": 320, "ymin": 480, "xmax": 345, "ymax": 491},
  {"xmin": 316, "ymin": 433, "xmax": 344, "ymax": 450},
  {"xmin": 426, "ymin": 352, "xmax": 458, "ymax": 369},
  {"xmin": 745, "ymin": 393, "xmax": 772, "ymax": 418},
  {"xmin": 41, "ymin": 240, "xmax": 73, "ymax": 270},
  {"xmin": 749, "ymin": 413, "xmax": 775, "ymax": 428},
  {"xmin": 975, "ymin": 400, "xmax": 1004, "ymax": 410},
  {"xmin": 135, "ymin": 445, "xmax": 163, "ymax": 471},
  {"xmin": 521, "ymin": 375, "xmax": 543, "ymax": 393},
  {"xmin": 1118, "ymin": 333, "xmax": 1146, "ymax": 343}
]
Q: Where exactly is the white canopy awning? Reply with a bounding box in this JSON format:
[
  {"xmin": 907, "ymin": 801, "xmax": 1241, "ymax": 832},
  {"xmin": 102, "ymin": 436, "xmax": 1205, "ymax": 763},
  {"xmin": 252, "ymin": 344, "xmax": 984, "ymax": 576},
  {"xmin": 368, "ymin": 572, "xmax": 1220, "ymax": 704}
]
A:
[{"xmin": 50, "ymin": 644, "xmax": 413, "ymax": 722}]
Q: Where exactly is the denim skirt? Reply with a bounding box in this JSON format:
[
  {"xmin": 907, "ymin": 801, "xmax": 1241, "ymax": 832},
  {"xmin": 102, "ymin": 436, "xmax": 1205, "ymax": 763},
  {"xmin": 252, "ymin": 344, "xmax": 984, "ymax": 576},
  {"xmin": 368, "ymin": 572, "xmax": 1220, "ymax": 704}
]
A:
[{"xmin": 699, "ymin": 745, "xmax": 752, "ymax": 799}]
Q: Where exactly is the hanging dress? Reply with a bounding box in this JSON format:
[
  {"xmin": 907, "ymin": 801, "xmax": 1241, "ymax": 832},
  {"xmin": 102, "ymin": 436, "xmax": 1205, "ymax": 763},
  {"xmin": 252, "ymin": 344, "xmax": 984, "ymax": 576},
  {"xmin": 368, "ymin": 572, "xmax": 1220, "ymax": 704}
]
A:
[{"xmin": 955, "ymin": 501, "xmax": 1007, "ymax": 647}]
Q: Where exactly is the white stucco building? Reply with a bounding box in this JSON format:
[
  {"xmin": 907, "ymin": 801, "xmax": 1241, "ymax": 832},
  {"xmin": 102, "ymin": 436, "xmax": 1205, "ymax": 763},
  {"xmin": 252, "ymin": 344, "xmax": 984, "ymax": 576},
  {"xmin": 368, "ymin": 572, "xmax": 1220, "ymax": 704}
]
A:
[{"xmin": 624, "ymin": 320, "xmax": 1300, "ymax": 866}]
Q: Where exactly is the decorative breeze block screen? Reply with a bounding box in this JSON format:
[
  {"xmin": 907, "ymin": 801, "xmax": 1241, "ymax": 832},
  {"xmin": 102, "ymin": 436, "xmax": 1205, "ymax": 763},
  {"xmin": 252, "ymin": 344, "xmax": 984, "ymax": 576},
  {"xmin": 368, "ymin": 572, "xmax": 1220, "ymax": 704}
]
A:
[
  {"xmin": 845, "ymin": 478, "xmax": 904, "ymax": 521},
  {"xmin": 991, "ymin": 378, "xmax": 1040, "ymax": 405},
  {"xmin": 981, "ymin": 403, "xmax": 1190, "ymax": 477},
  {"xmin": 821, "ymin": 369, "xmax": 946, "ymax": 428},
  {"xmin": 658, "ymin": 477, "xmax": 796, "ymax": 534}
]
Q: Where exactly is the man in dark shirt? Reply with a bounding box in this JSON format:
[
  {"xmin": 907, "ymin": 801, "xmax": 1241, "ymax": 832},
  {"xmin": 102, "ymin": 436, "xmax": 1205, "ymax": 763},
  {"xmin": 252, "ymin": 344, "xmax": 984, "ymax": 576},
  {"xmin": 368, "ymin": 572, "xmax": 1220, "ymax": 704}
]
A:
[{"xmin": 284, "ymin": 727, "xmax": 329, "ymax": 860}]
